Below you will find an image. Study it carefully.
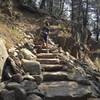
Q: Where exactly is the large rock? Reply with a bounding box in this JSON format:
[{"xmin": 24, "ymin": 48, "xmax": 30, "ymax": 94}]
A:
[
  {"xmin": 21, "ymin": 59, "xmax": 41, "ymax": 75},
  {"xmin": 66, "ymin": 67, "xmax": 90, "ymax": 85},
  {"xmin": 0, "ymin": 39, "xmax": 8, "ymax": 80},
  {"xmin": 21, "ymin": 59, "xmax": 43, "ymax": 84},
  {"xmin": 20, "ymin": 48, "xmax": 37, "ymax": 60},
  {"xmin": 39, "ymin": 81, "xmax": 92, "ymax": 100},
  {"xmin": 21, "ymin": 80, "xmax": 43, "ymax": 99},
  {"xmin": 0, "ymin": 89, "xmax": 15, "ymax": 100}
]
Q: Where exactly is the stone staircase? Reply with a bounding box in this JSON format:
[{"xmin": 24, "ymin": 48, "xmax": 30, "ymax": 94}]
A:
[
  {"xmin": 36, "ymin": 48, "xmax": 71, "ymax": 100},
  {"xmin": 36, "ymin": 46, "xmax": 97, "ymax": 100},
  {"xmin": 37, "ymin": 52, "xmax": 67, "ymax": 81}
]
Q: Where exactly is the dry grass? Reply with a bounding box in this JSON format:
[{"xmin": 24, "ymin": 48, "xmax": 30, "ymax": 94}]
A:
[
  {"xmin": 0, "ymin": 21, "xmax": 24, "ymax": 49},
  {"xmin": 0, "ymin": 10, "xmax": 43, "ymax": 50}
]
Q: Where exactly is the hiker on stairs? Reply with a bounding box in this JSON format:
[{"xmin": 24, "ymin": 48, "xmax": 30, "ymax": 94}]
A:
[{"xmin": 41, "ymin": 21, "xmax": 50, "ymax": 52}]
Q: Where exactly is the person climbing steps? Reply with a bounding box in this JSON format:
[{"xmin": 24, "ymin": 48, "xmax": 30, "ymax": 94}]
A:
[{"xmin": 41, "ymin": 20, "xmax": 50, "ymax": 53}]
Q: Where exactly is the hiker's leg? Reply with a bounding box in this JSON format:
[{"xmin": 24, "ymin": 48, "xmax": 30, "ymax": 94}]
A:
[
  {"xmin": 46, "ymin": 39, "xmax": 48, "ymax": 49},
  {"xmin": 42, "ymin": 36, "xmax": 46, "ymax": 48},
  {"xmin": 46, "ymin": 36, "xmax": 49, "ymax": 53},
  {"xmin": 42, "ymin": 40, "xmax": 46, "ymax": 48}
]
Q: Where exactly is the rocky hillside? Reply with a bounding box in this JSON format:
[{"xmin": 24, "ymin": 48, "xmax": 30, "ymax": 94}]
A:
[
  {"xmin": 0, "ymin": 6, "xmax": 100, "ymax": 100},
  {"xmin": 0, "ymin": 29, "xmax": 100, "ymax": 100}
]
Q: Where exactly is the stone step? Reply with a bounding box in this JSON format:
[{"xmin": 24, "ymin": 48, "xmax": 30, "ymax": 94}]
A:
[
  {"xmin": 38, "ymin": 48, "xmax": 56, "ymax": 53},
  {"xmin": 37, "ymin": 53, "xmax": 58, "ymax": 59},
  {"xmin": 39, "ymin": 81, "xmax": 92, "ymax": 100},
  {"xmin": 88, "ymin": 98, "xmax": 100, "ymax": 100},
  {"xmin": 43, "ymin": 72, "xmax": 68, "ymax": 81},
  {"xmin": 37, "ymin": 58, "xmax": 60, "ymax": 64},
  {"xmin": 41, "ymin": 64, "xmax": 64, "ymax": 71},
  {"xmin": 37, "ymin": 49, "xmax": 50, "ymax": 53}
]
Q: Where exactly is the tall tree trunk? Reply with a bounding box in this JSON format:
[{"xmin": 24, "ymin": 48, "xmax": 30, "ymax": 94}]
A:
[
  {"xmin": 96, "ymin": 9, "xmax": 99, "ymax": 41},
  {"xmin": 82, "ymin": 0, "xmax": 89, "ymax": 44},
  {"xmin": 40, "ymin": 0, "xmax": 46, "ymax": 9},
  {"xmin": 71, "ymin": 0, "xmax": 83, "ymax": 43}
]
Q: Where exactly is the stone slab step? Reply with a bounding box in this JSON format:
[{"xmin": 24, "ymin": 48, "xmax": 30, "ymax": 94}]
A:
[
  {"xmin": 88, "ymin": 98, "xmax": 100, "ymax": 100},
  {"xmin": 37, "ymin": 58, "xmax": 60, "ymax": 64},
  {"xmin": 37, "ymin": 49, "xmax": 49, "ymax": 53},
  {"xmin": 41, "ymin": 64, "xmax": 64, "ymax": 71},
  {"xmin": 39, "ymin": 81, "xmax": 92, "ymax": 100},
  {"xmin": 39, "ymin": 49, "xmax": 57, "ymax": 53},
  {"xmin": 37, "ymin": 53, "xmax": 58, "ymax": 58},
  {"xmin": 43, "ymin": 72, "xmax": 68, "ymax": 81},
  {"xmin": 38, "ymin": 49, "xmax": 50, "ymax": 53}
]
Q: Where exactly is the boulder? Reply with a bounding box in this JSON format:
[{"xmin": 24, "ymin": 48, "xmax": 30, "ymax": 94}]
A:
[
  {"xmin": 21, "ymin": 80, "xmax": 38, "ymax": 91},
  {"xmin": 20, "ymin": 48, "xmax": 37, "ymax": 60},
  {"xmin": 1, "ymin": 57, "xmax": 23, "ymax": 82},
  {"xmin": 6, "ymin": 82, "xmax": 22, "ymax": 90},
  {"xmin": 21, "ymin": 80, "xmax": 44, "ymax": 98},
  {"xmin": 0, "ymin": 39, "xmax": 8, "ymax": 80},
  {"xmin": 21, "ymin": 59, "xmax": 43, "ymax": 84},
  {"xmin": 66, "ymin": 67, "xmax": 90, "ymax": 85},
  {"xmin": 0, "ymin": 89, "xmax": 15, "ymax": 100},
  {"xmin": 14, "ymin": 87, "xmax": 26, "ymax": 100},
  {"xmin": 21, "ymin": 59, "xmax": 41, "ymax": 75},
  {"xmin": 3, "ymin": 82, "xmax": 27, "ymax": 100}
]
